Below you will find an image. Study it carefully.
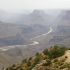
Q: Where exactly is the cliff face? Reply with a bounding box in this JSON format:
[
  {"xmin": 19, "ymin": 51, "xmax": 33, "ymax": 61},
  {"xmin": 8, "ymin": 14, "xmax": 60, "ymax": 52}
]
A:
[
  {"xmin": 51, "ymin": 10, "xmax": 70, "ymax": 47},
  {"xmin": 58, "ymin": 10, "xmax": 70, "ymax": 25}
]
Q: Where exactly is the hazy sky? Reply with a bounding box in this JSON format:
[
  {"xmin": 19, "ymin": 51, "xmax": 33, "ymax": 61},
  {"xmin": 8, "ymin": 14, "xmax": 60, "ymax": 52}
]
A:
[{"xmin": 0, "ymin": 0, "xmax": 70, "ymax": 12}]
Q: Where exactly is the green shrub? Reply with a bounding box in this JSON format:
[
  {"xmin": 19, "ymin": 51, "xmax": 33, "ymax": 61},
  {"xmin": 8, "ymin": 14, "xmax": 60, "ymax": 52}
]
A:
[
  {"xmin": 12, "ymin": 64, "xmax": 16, "ymax": 67},
  {"xmin": 29, "ymin": 57, "xmax": 32, "ymax": 60},
  {"xmin": 43, "ymin": 59, "xmax": 51, "ymax": 66},
  {"xmin": 67, "ymin": 63, "xmax": 70, "ymax": 69},
  {"xmin": 46, "ymin": 59, "xmax": 52, "ymax": 66},
  {"xmin": 43, "ymin": 56, "xmax": 47, "ymax": 60},
  {"xmin": 60, "ymin": 66, "xmax": 65, "ymax": 69},
  {"xmin": 43, "ymin": 49, "xmax": 49, "ymax": 55},
  {"xmin": 34, "ymin": 57, "xmax": 40, "ymax": 64},
  {"xmin": 54, "ymin": 46, "xmax": 59, "ymax": 49},
  {"xmin": 59, "ymin": 62, "xmax": 64, "ymax": 66},
  {"xmin": 54, "ymin": 58, "xmax": 58, "ymax": 63},
  {"xmin": 43, "ymin": 63, "xmax": 48, "ymax": 66},
  {"xmin": 53, "ymin": 63, "xmax": 59, "ymax": 68},
  {"xmin": 32, "ymin": 55, "xmax": 41, "ymax": 67},
  {"xmin": 6, "ymin": 68, "xmax": 8, "ymax": 70},
  {"xmin": 49, "ymin": 46, "xmax": 66, "ymax": 59},
  {"xmin": 65, "ymin": 56, "xmax": 68, "ymax": 59},
  {"xmin": 35, "ymin": 52, "xmax": 39, "ymax": 56},
  {"xmin": 27, "ymin": 61, "xmax": 31, "ymax": 67},
  {"xmin": 20, "ymin": 68, "xmax": 23, "ymax": 70},
  {"xmin": 69, "ymin": 48, "xmax": 70, "ymax": 50},
  {"xmin": 59, "ymin": 63, "xmax": 68, "ymax": 69},
  {"xmin": 59, "ymin": 63, "xmax": 67, "ymax": 69},
  {"xmin": 60, "ymin": 58, "xmax": 66, "ymax": 63},
  {"xmin": 22, "ymin": 59, "xmax": 27, "ymax": 63}
]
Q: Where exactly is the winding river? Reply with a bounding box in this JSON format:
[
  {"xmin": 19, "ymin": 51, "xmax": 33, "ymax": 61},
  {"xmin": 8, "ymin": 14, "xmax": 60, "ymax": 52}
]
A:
[
  {"xmin": 0, "ymin": 27, "xmax": 52, "ymax": 51},
  {"xmin": 30, "ymin": 27, "xmax": 52, "ymax": 40}
]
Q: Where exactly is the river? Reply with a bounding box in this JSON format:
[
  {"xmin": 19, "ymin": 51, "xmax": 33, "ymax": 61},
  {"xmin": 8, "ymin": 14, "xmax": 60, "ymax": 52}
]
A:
[
  {"xmin": 0, "ymin": 27, "xmax": 52, "ymax": 51},
  {"xmin": 30, "ymin": 27, "xmax": 52, "ymax": 40}
]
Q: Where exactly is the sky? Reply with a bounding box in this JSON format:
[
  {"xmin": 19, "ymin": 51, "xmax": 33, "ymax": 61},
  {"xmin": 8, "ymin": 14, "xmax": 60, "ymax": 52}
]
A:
[{"xmin": 0, "ymin": 0, "xmax": 70, "ymax": 12}]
